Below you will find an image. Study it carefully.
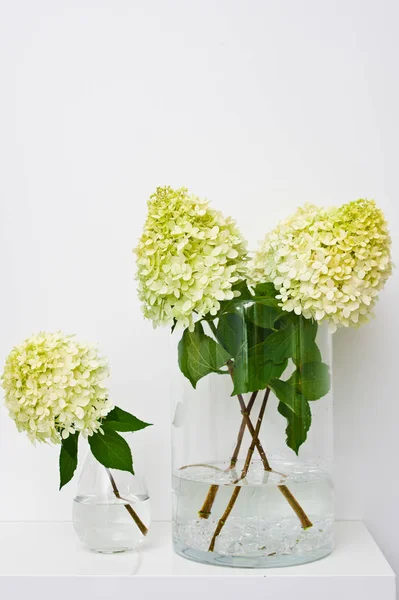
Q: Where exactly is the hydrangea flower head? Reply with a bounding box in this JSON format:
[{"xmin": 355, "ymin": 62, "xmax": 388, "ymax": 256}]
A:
[
  {"xmin": 251, "ymin": 199, "xmax": 392, "ymax": 329},
  {"xmin": 135, "ymin": 186, "xmax": 248, "ymax": 329},
  {"xmin": 1, "ymin": 332, "xmax": 112, "ymax": 443}
]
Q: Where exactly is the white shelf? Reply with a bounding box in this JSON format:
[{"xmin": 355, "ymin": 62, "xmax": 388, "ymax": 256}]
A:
[{"xmin": 0, "ymin": 521, "xmax": 395, "ymax": 599}]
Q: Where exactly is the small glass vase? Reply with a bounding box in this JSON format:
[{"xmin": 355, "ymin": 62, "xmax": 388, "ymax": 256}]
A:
[
  {"xmin": 73, "ymin": 451, "xmax": 151, "ymax": 553},
  {"xmin": 172, "ymin": 306, "xmax": 333, "ymax": 568}
]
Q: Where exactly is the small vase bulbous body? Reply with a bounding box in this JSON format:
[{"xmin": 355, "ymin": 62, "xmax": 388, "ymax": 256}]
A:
[{"xmin": 73, "ymin": 451, "xmax": 151, "ymax": 553}]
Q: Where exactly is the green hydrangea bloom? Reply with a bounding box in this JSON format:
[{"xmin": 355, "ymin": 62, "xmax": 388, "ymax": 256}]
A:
[
  {"xmin": 135, "ymin": 186, "xmax": 248, "ymax": 329},
  {"xmin": 251, "ymin": 199, "xmax": 392, "ymax": 329},
  {"xmin": 1, "ymin": 332, "xmax": 112, "ymax": 443}
]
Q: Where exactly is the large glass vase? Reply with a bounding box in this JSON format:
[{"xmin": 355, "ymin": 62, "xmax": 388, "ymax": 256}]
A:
[{"xmin": 172, "ymin": 301, "xmax": 333, "ymax": 568}]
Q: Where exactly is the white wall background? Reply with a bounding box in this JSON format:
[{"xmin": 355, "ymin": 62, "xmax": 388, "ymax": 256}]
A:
[{"xmin": 1, "ymin": 0, "xmax": 398, "ymax": 586}]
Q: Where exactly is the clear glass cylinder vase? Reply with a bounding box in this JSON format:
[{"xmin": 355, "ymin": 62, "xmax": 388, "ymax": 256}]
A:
[
  {"xmin": 172, "ymin": 304, "xmax": 333, "ymax": 568},
  {"xmin": 73, "ymin": 451, "xmax": 151, "ymax": 553}
]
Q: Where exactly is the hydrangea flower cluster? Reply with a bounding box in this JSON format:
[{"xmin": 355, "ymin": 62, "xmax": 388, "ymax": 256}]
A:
[
  {"xmin": 135, "ymin": 186, "xmax": 248, "ymax": 329},
  {"xmin": 251, "ymin": 199, "xmax": 392, "ymax": 329},
  {"xmin": 1, "ymin": 332, "xmax": 112, "ymax": 443}
]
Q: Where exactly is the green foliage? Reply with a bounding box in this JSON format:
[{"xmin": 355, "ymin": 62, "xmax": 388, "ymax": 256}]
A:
[
  {"xmin": 247, "ymin": 302, "xmax": 280, "ymax": 330},
  {"xmin": 260, "ymin": 319, "xmax": 301, "ymax": 363},
  {"xmin": 267, "ymin": 316, "xmax": 330, "ymax": 452},
  {"xmin": 178, "ymin": 322, "xmax": 231, "ymax": 387},
  {"xmin": 59, "ymin": 431, "xmax": 79, "ymax": 490},
  {"xmin": 253, "ymin": 282, "xmax": 277, "ymax": 298},
  {"xmin": 103, "ymin": 407, "xmax": 152, "ymax": 432},
  {"xmin": 177, "ymin": 282, "xmax": 331, "ymax": 455},
  {"xmin": 89, "ymin": 428, "xmax": 134, "ymax": 474},
  {"xmin": 260, "ymin": 314, "xmax": 318, "ymax": 364},
  {"xmin": 272, "ymin": 379, "xmax": 312, "ymax": 455},
  {"xmin": 288, "ymin": 362, "xmax": 331, "ymax": 401},
  {"xmin": 289, "ymin": 317, "xmax": 319, "ymax": 364},
  {"xmin": 292, "ymin": 342, "xmax": 321, "ymax": 365},
  {"xmin": 232, "ymin": 344, "xmax": 287, "ymax": 395},
  {"xmin": 246, "ymin": 323, "xmax": 274, "ymax": 350},
  {"xmin": 217, "ymin": 280, "xmax": 254, "ymax": 316},
  {"xmin": 58, "ymin": 405, "xmax": 151, "ymax": 488},
  {"xmin": 216, "ymin": 311, "xmax": 247, "ymax": 357}
]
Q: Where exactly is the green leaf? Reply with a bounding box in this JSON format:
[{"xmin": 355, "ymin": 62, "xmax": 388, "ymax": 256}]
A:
[
  {"xmin": 230, "ymin": 279, "xmax": 254, "ymax": 300},
  {"xmin": 253, "ymin": 282, "xmax": 277, "ymax": 298},
  {"xmin": 89, "ymin": 429, "xmax": 134, "ymax": 473},
  {"xmin": 178, "ymin": 322, "xmax": 231, "ymax": 388},
  {"xmin": 216, "ymin": 311, "xmax": 247, "ymax": 357},
  {"xmin": 278, "ymin": 397, "xmax": 311, "ymax": 455},
  {"xmin": 291, "ymin": 317, "xmax": 319, "ymax": 364},
  {"xmin": 292, "ymin": 342, "xmax": 321, "ymax": 366},
  {"xmin": 289, "ymin": 362, "xmax": 331, "ymax": 400},
  {"xmin": 217, "ymin": 280, "xmax": 254, "ymax": 316},
  {"xmin": 271, "ymin": 378, "xmax": 304, "ymax": 416},
  {"xmin": 247, "ymin": 301, "xmax": 280, "ymax": 330},
  {"xmin": 261, "ymin": 319, "xmax": 300, "ymax": 363},
  {"xmin": 59, "ymin": 431, "xmax": 79, "ymax": 490},
  {"xmin": 262, "ymin": 313, "xmax": 321, "ymax": 366},
  {"xmin": 246, "ymin": 322, "xmax": 274, "ymax": 349},
  {"xmin": 103, "ymin": 406, "xmax": 152, "ymax": 432},
  {"xmin": 271, "ymin": 379, "xmax": 311, "ymax": 454},
  {"xmin": 232, "ymin": 341, "xmax": 288, "ymax": 395}
]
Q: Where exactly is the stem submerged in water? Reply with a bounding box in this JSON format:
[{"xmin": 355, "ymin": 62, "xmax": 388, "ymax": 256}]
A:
[
  {"xmin": 207, "ymin": 389, "xmax": 270, "ymax": 551},
  {"xmin": 198, "ymin": 391, "xmax": 258, "ymax": 520},
  {"xmin": 105, "ymin": 468, "xmax": 148, "ymax": 536},
  {"xmin": 208, "ymin": 487, "xmax": 241, "ymax": 552},
  {"xmin": 207, "ymin": 380, "xmax": 313, "ymax": 552},
  {"xmin": 199, "ymin": 484, "xmax": 219, "ymax": 519}
]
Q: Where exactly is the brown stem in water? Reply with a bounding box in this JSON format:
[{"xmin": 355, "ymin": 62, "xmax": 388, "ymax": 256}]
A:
[
  {"xmin": 208, "ymin": 487, "xmax": 241, "ymax": 552},
  {"xmin": 180, "ymin": 463, "xmax": 225, "ymax": 472},
  {"xmin": 199, "ymin": 484, "xmax": 219, "ymax": 519},
  {"xmin": 106, "ymin": 468, "xmax": 148, "ymax": 536},
  {"xmin": 227, "ymin": 363, "xmax": 312, "ymax": 529},
  {"xmin": 198, "ymin": 391, "xmax": 258, "ymax": 520},
  {"xmin": 277, "ymin": 485, "xmax": 313, "ymax": 529},
  {"xmin": 207, "ymin": 390, "xmax": 270, "ymax": 550},
  {"xmin": 208, "ymin": 380, "xmax": 313, "ymax": 551}
]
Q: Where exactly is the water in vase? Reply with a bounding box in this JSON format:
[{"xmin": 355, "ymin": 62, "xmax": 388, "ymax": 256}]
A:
[
  {"xmin": 173, "ymin": 458, "xmax": 333, "ymax": 568},
  {"xmin": 73, "ymin": 493, "xmax": 151, "ymax": 553}
]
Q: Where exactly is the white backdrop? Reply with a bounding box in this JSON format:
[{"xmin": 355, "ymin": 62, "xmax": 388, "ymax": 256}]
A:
[{"xmin": 1, "ymin": 0, "xmax": 398, "ymax": 586}]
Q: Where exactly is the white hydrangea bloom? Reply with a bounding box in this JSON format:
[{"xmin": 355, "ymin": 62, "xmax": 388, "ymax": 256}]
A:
[
  {"xmin": 251, "ymin": 200, "xmax": 392, "ymax": 329},
  {"xmin": 135, "ymin": 186, "xmax": 248, "ymax": 329},
  {"xmin": 1, "ymin": 332, "xmax": 112, "ymax": 443}
]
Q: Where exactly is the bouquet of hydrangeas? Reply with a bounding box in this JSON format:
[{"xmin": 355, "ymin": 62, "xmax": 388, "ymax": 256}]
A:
[
  {"xmin": 1, "ymin": 332, "xmax": 151, "ymax": 535},
  {"xmin": 136, "ymin": 186, "xmax": 392, "ymax": 553}
]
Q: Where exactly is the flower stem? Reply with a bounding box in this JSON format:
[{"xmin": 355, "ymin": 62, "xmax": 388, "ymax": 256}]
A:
[
  {"xmin": 207, "ymin": 383, "xmax": 313, "ymax": 552},
  {"xmin": 198, "ymin": 391, "xmax": 258, "ymax": 520},
  {"xmin": 105, "ymin": 468, "xmax": 148, "ymax": 536},
  {"xmin": 229, "ymin": 391, "xmax": 258, "ymax": 469},
  {"xmin": 207, "ymin": 390, "xmax": 269, "ymax": 551},
  {"xmin": 227, "ymin": 363, "xmax": 312, "ymax": 529},
  {"xmin": 233, "ymin": 388, "xmax": 271, "ymax": 484},
  {"xmin": 277, "ymin": 485, "xmax": 313, "ymax": 529},
  {"xmin": 208, "ymin": 487, "xmax": 241, "ymax": 552},
  {"xmin": 225, "ymin": 361, "xmax": 272, "ymax": 471},
  {"xmin": 199, "ymin": 484, "xmax": 219, "ymax": 519}
]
